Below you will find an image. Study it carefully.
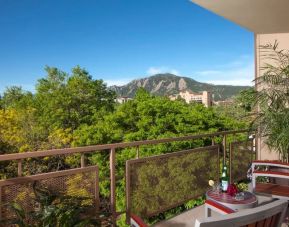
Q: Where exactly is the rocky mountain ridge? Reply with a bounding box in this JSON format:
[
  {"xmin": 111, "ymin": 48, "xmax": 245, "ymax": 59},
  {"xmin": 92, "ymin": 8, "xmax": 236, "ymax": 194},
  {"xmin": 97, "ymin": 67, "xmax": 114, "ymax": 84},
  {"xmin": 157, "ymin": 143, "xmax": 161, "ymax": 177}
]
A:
[{"xmin": 109, "ymin": 74, "xmax": 251, "ymax": 101}]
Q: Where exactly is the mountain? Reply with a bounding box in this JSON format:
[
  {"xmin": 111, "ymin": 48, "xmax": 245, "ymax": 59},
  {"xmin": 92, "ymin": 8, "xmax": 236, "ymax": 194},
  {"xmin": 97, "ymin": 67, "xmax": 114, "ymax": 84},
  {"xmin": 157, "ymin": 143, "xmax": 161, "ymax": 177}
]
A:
[{"xmin": 109, "ymin": 74, "xmax": 251, "ymax": 101}]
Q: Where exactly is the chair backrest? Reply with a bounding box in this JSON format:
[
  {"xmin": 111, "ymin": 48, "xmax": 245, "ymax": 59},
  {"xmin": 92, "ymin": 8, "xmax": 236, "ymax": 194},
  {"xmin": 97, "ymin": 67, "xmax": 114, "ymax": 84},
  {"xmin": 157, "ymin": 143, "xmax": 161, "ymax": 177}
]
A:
[{"xmin": 195, "ymin": 200, "xmax": 288, "ymax": 227}]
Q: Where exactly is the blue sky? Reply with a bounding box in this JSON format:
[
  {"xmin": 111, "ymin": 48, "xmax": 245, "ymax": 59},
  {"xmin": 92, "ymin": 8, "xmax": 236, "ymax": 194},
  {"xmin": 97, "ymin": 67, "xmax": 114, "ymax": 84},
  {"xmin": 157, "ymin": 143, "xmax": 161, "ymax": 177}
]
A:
[{"xmin": 0, "ymin": 0, "xmax": 254, "ymax": 94}]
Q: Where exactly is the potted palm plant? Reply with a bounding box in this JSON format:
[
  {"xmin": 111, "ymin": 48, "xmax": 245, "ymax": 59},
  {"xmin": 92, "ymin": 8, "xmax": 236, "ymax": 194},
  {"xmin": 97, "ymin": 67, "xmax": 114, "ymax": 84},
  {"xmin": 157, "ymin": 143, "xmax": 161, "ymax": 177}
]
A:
[{"xmin": 254, "ymin": 41, "xmax": 289, "ymax": 162}]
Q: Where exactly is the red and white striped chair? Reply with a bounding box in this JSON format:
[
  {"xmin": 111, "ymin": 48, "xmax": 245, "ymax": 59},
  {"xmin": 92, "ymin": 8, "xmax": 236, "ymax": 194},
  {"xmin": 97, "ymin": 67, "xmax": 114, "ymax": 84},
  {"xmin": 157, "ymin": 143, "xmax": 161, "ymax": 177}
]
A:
[
  {"xmin": 195, "ymin": 199, "xmax": 288, "ymax": 227},
  {"xmin": 252, "ymin": 160, "xmax": 289, "ymax": 199},
  {"xmin": 130, "ymin": 214, "xmax": 148, "ymax": 227},
  {"xmin": 205, "ymin": 200, "xmax": 235, "ymax": 217}
]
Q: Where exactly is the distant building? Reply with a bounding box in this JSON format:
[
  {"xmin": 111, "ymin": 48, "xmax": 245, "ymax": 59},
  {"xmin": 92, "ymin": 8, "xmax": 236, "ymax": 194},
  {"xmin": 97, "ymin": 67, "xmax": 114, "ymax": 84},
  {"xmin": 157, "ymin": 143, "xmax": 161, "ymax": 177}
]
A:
[
  {"xmin": 170, "ymin": 90, "xmax": 212, "ymax": 107},
  {"xmin": 214, "ymin": 99, "xmax": 234, "ymax": 107},
  {"xmin": 116, "ymin": 96, "xmax": 132, "ymax": 104}
]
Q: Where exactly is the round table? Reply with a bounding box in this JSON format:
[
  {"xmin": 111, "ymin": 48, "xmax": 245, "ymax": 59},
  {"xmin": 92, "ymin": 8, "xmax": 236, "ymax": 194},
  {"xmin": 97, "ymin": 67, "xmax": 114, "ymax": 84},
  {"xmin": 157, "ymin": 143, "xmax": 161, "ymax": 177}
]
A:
[{"xmin": 206, "ymin": 189, "xmax": 258, "ymax": 216}]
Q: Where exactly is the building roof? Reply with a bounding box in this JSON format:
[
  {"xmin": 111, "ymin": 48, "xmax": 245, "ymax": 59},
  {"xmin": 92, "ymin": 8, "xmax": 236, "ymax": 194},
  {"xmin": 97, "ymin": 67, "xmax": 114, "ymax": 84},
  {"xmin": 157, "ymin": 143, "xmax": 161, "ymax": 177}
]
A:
[{"xmin": 190, "ymin": 0, "xmax": 289, "ymax": 34}]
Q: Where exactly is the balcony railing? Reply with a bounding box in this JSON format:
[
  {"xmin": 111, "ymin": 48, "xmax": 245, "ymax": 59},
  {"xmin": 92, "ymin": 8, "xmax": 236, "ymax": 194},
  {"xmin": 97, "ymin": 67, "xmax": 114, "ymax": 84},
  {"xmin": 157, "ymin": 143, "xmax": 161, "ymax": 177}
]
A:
[{"xmin": 0, "ymin": 129, "xmax": 255, "ymax": 225}]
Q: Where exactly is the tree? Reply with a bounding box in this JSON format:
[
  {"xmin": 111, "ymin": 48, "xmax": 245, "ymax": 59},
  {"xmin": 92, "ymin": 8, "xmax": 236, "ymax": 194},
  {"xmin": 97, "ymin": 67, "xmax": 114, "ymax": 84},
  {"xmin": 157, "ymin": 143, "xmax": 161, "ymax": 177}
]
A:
[
  {"xmin": 35, "ymin": 66, "xmax": 116, "ymax": 131},
  {"xmin": 0, "ymin": 65, "xmax": 117, "ymax": 154},
  {"xmin": 1, "ymin": 86, "xmax": 33, "ymax": 110},
  {"xmin": 235, "ymin": 88, "xmax": 256, "ymax": 112}
]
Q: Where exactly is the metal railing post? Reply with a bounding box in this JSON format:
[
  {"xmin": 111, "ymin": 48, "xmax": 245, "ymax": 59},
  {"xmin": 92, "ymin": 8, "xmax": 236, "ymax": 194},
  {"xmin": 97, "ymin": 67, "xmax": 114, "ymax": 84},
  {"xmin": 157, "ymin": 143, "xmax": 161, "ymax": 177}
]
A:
[
  {"xmin": 217, "ymin": 145, "xmax": 220, "ymax": 183},
  {"xmin": 223, "ymin": 134, "xmax": 227, "ymax": 163},
  {"xmin": 81, "ymin": 153, "xmax": 85, "ymax": 168},
  {"xmin": 17, "ymin": 159, "xmax": 22, "ymax": 176},
  {"xmin": 136, "ymin": 146, "xmax": 140, "ymax": 159},
  {"xmin": 229, "ymin": 143, "xmax": 232, "ymax": 184},
  {"xmin": 110, "ymin": 148, "xmax": 116, "ymax": 226},
  {"xmin": 125, "ymin": 161, "xmax": 131, "ymax": 225},
  {"xmin": 0, "ymin": 186, "xmax": 2, "ymax": 221}
]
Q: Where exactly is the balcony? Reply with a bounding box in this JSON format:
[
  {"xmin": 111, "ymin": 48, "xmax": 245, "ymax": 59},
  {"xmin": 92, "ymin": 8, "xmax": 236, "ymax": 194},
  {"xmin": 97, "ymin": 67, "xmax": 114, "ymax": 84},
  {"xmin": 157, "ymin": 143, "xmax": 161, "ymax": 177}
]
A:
[
  {"xmin": 2, "ymin": 129, "xmax": 284, "ymax": 226},
  {"xmin": 1, "ymin": 0, "xmax": 289, "ymax": 226}
]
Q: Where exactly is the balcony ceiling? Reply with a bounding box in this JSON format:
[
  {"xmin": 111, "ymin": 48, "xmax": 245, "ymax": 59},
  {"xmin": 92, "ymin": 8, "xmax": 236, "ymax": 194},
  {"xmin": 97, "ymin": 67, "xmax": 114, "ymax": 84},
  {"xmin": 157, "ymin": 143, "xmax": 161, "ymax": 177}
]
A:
[{"xmin": 190, "ymin": 0, "xmax": 289, "ymax": 34}]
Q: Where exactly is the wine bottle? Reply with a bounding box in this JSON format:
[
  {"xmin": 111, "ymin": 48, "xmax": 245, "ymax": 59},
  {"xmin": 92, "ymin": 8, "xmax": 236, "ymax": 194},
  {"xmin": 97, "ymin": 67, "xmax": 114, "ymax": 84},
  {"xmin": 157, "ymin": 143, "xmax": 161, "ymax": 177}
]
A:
[{"xmin": 221, "ymin": 163, "xmax": 229, "ymax": 192}]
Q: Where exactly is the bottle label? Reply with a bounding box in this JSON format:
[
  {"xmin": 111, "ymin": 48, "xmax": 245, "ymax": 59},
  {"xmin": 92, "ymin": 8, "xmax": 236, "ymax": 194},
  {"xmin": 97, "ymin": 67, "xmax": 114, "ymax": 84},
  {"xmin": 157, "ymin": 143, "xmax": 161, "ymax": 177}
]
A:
[{"xmin": 222, "ymin": 180, "xmax": 228, "ymax": 191}]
